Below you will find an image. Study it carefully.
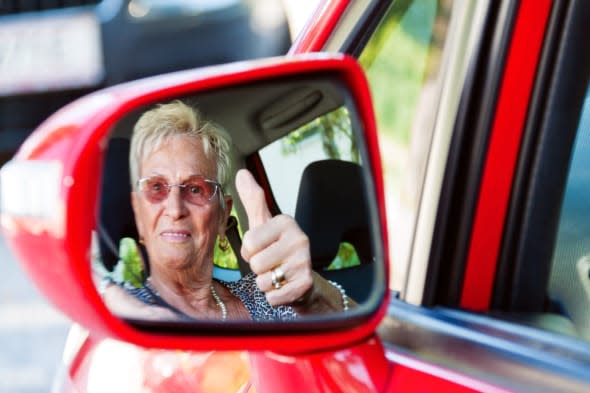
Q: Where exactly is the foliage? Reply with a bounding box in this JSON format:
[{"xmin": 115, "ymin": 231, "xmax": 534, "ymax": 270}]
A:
[
  {"xmin": 214, "ymin": 208, "xmax": 241, "ymax": 269},
  {"xmin": 112, "ymin": 237, "xmax": 146, "ymax": 288},
  {"xmin": 214, "ymin": 235, "xmax": 239, "ymax": 269},
  {"xmin": 358, "ymin": 0, "xmax": 437, "ymax": 145},
  {"xmin": 281, "ymin": 107, "xmax": 360, "ymax": 163},
  {"xmin": 326, "ymin": 242, "xmax": 361, "ymax": 271}
]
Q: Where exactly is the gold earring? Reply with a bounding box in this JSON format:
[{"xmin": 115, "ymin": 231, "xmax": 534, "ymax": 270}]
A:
[
  {"xmin": 218, "ymin": 236, "xmax": 230, "ymax": 252},
  {"xmin": 139, "ymin": 237, "xmax": 145, "ymax": 245}
]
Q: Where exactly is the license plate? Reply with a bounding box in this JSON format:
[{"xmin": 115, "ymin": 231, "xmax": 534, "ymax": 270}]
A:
[{"xmin": 0, "ymin": 12, "xmax": 104, "ymax": 96}]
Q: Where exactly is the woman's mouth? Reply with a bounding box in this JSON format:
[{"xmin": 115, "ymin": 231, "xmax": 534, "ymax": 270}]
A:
[{"xmin": 160, "ymin": 230, "xmax": 191, "ymax": 242}]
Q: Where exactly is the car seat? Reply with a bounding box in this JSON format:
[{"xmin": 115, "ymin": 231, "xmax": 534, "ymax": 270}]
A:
[
  {"xmin": 295, "ymin": 159, "xmax": 374, "ymax": 304},
  {"xmin": 98, "ymin": 137, "xmax": 139, "ymax": 272}
]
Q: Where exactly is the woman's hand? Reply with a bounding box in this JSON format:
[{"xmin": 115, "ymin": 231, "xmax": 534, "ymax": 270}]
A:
[
  {"xmin": 236, "ymin": 169, "xmax": 354, "ymax": 313},
  {"xmin": 236, "ymin": 169, "xmax": 313, "ymax": 306}
]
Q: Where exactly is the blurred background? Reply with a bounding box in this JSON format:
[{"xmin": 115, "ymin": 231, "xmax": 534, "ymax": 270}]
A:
[{"xmin": 0, "ymin": 1, "xmax": 318, "ymax": 392}]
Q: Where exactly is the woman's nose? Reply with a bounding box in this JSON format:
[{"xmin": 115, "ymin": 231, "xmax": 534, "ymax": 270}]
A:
[{"xmin": 163, "ymin": 186, "xmax": 188, "ymax": 219}]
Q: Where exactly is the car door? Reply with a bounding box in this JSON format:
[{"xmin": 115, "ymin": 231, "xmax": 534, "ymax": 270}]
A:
[
  {"xmin": 4, "ymin": 1, "xmax": 590, "ymax": 392},
  {"xmin": 294, "ymin": 0, "xmax": 590, "ymax": 391}
]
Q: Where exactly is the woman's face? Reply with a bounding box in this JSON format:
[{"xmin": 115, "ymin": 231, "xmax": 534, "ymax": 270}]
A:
[{"xmin": 131, "ymin": 135, "xmax": 230, "ymax": 272}]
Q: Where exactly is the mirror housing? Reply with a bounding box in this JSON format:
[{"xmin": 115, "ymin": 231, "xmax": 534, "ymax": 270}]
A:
[{"xmin": 0, "ymin": 54, "xmax": 389, "ymax": 353}]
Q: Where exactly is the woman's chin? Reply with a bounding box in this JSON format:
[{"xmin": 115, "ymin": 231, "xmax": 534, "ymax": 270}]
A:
[
  {"xmin": 154, "ymin": 241, "xmax": 193, "ymax": 259},
  {"xmin": 157, "ymin": 250, "xmax": 196, "ymax": 270}
]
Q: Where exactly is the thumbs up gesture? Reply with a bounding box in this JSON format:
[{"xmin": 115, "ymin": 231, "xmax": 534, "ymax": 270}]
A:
[{"xmin": 236, "ymin": 169, "xmax": 314, "ymax": 307}]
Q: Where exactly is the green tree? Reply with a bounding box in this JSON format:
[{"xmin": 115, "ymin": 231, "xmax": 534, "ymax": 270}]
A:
[{"xmin": 281, "ymin": 107, "xmax": 359, "ymax": 163}]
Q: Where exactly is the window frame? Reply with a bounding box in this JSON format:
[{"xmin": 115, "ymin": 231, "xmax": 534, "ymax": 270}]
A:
[
  {"xmin": 492, "ymin": 0, "xmax": 590, "ymax": 317},
  {"xmin": 329, "ymin": 0, "xmax": 493, "ymax": 303}
]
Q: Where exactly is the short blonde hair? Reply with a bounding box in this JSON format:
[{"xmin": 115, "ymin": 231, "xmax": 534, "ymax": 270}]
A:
[{"xmin": 129, "ymin": 100, "xmax": 232, "ymax": 190}]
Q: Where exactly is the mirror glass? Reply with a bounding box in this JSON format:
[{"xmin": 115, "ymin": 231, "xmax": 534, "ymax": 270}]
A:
[{"xmin": 90, "ymin": 74, "xmax": 384, "ymax": 327}]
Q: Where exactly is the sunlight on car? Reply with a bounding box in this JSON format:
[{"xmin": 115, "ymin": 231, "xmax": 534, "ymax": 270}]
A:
[
  {"xmin": 87, "ymin": 339, "xmax": 251, "ymax": 393},
  {"xmin": 359, "ymin": 0, "xmax": 452, "ymax": 292}
]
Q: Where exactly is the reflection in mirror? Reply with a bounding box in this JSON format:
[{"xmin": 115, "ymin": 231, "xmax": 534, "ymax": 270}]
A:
[{"xmin": 91, "ymin": 76, "xmax": 382, "ymax": 326}]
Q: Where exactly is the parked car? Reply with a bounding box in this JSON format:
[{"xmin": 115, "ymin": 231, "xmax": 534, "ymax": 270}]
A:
[
  {"xmin": 0, "ymin": 0, "xmax": 291, "ymax": 159},
  {"xmin": 2, "ymin": 0, "xmax": 590, "ymax": 392}
]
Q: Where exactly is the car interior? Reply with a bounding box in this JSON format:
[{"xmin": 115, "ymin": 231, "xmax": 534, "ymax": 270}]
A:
[
  {"xmin": 95, "ymin": 75, "xmax": 384, "ymax": 323},
  {"xmin": 295, "ymin": 159, "xmax": 373, "ymax": 303},
  {"xmin": 547, "ymin": 85, "xmax": 590, "ymax": 341}
]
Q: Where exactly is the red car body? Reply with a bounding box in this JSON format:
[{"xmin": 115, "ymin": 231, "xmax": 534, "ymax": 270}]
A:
[{"xmin": 3, "ymin": 0, "xmax": 590, "ymax": 392}]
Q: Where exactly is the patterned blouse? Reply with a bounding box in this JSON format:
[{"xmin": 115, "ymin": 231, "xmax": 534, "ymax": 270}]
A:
[{"xmin": 121, "ymin": 273, "xmax": 298, "ymax": 321}]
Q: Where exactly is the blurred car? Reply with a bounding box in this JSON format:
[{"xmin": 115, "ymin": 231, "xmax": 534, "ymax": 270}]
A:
[
  {"xmin": 0, "ymin": 0, "xmax": 291, "ymax": 159},
  {"xmin": 2, "ymin": 0, "xmax": 590, "ymax": 392}
]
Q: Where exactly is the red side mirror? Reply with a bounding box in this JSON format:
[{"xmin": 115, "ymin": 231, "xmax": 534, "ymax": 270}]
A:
[{"xmin": 0, "ymin": 54, "xmax": 389, "ymax": 353}]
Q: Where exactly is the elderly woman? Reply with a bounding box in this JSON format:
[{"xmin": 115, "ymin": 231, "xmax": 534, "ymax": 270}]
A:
[{"xmin": 102, "ymin": 100, "xmax": 354, "ymax": 321}]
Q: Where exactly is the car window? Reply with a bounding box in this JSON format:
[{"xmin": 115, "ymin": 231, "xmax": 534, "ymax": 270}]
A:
[
  {"xmin": 549, "ymin": 86, "xmax": 590, "ymax": 342},
  {"xmin": 260, "ymin": 106, "xmax": 358, "ymax": 216},
  {"xmin": 260, "ymin": 106, "xmax": 364, "ymax": 271},
  {"xmin": 357, "ymin": 0, "xmax": 453, "ymax": 291}
]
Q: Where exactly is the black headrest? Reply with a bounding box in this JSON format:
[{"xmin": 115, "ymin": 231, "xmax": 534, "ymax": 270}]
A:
[
  {"xmin": 295, "ymin": 159, "xmax": 371, "ymax": 269},
  {"xmin": 98, "ymin": 138, "xmax": 138, "ymax": 271}
]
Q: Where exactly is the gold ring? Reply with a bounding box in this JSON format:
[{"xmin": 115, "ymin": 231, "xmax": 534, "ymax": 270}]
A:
[{"xmin": 271, "ymin": 266, "xmax": 286, "ymax": 289}]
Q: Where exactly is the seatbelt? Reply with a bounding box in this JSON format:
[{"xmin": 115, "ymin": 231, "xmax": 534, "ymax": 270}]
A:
[{"xmin": 225, "ymin": 215, "xmax": 252, "ymax": 276}]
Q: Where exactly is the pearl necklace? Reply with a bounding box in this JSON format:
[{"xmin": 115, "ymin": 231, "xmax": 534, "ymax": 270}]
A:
[
  {"xmin": 210, "ymin": 284, "xmax": 227, "ymax": 321},
  {"xmin": 146, "ymin": 278, "xmax": 227, "ymax": 320}
]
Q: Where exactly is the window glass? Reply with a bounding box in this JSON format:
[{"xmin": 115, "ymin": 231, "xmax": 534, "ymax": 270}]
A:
[
  {"xmin": 260, "ymin": 106, "xmax": 358, "ymax": 216},
  {"xmin": 358, "ymin": 0, "xmax": 452, "ymax": 291},
  {"xmin": 549, "ymin": 88, "xmax": 590, "ymax": 341},
  {"xmin": 260, "ymin": 107, "xmax": 362, "ymax": 271}
]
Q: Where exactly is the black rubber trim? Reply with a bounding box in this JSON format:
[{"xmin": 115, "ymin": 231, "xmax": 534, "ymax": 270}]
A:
[
  {"xmin": 341, "ymin": 0, "xmax": 396, "ymax": 57},
  {"xmin": 423, "ymin": 1, "xmax": 520, "ymax": 306},
  {"xmin": 0, "ymin": 0, "xmax": 99, "ymax": 14},
  {"xmin": 493, "ymin": 0, "xmax": 590, "ymax": 311}
]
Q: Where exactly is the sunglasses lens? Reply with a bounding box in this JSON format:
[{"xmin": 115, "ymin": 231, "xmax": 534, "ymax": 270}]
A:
[
  {"xmin": 138, "ymin": 176, "xmax": 218, "ymax": 205},
  {"xmin": 140, "ymin": 177, "xmax": 169, "ymax": 203},
  {"xmin": 182, "ymin": 178, "xmax": 217, "ymax": 205}
]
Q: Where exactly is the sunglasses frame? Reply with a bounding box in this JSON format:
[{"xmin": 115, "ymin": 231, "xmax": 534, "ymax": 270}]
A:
[{"xmin": 136, "ymin": 175, "xmax": 222, "ymax": 206}]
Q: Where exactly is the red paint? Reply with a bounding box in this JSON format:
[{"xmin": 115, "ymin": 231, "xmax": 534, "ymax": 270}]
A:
[
  {"xmin": 460, "ymin": 0, "xmax": 552, "ymax": 310},
  {"xmin": 249, "ymin": 337, "xmax": 390, "ymax": 393},
  {"xmin": 61, "ymin": 334, "xmax": 503, "ymax": 393},
  {"xmin": 289, "ymin": 0, "xmax": 350, "ymax": 54}
]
